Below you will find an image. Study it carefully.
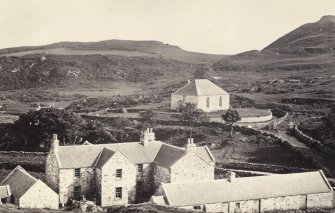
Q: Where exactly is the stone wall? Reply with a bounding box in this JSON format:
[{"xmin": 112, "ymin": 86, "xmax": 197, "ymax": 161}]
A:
[
  {"xmin": 58, "ymin": 167, "xmax": 95, "ymax": 205},
  {"xmin": 293, "ymin": 124, "xmax": 332, "ymax": 155},
  {"xmin": 266, "ymin": 108, "xmax": 288, "ymax": 130},
  {"xmin": 19, "ymin": 180, "xmax": 59, "ymax": 210},
  {"xmin": 260, "ymin": 195, "xmax": 307, "ymax": 212},
  {"xmin": 100, "ymin": 151, "xmax": 136, "ymax": 207},
  {"xmin": 153, "ymin": 165, "xmax": 170, "ymax": 191},
  {"xmin": 229, "ymin": 200, "xmax": 259, "ymax": 213},
  {"xmin": 171, "ymin": 152, "xmax": 214, "ymax": 183},
  {"xmin": 307, "ymin": 192, "xmax": 333, "ymax": 208},
  {"xmin": 45, "ymin": 151, "xmax": 59, "ymax": 191}
]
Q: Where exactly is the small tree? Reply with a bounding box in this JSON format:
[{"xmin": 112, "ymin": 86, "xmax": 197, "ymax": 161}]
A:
[
  {"xmin": 178, "ymin": 103, "xmax": 209, "ymax": 137},
  {"xmin": 222, "ymin": 109, "xmax": 241, "ymax": 137}
]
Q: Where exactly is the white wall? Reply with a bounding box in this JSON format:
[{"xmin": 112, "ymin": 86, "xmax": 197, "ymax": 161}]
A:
[
  {"xmin": 198, "ymin": 94, "xmax": 230, "ymax": 112},
  {"xmin": 19, "ymin": 180, "xmax": 59, "ymax": 210},
  {"xmin": 171, "ymin": 95, "xmax": 199, "ymax": 110}
]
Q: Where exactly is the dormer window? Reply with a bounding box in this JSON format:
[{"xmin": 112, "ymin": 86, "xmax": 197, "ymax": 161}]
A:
[
  {"xmin": 137, "ymin": 164, "xmax": 143, "ymax": 172},
  {"xmin": 74, "ymin": 168, "xmax": 81, "ymax": 178}
]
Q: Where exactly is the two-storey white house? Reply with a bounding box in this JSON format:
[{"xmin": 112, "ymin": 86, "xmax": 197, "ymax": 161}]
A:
[{"xmin": 45, "ymin": 129, "xmax": 215, "ymax": 207}]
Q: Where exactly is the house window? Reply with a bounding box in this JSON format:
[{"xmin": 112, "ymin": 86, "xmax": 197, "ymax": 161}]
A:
[
  {"xmin": 136, "ymin": 181, "xmax": 143, "ymax": 192},
  {"xmin": 116, "ymin": 169, "xmax": 122, "ymax": 179},
  {"xmin": 74, "ymin": 186, "xmax": 81, "ymax": 200},
  {"xmin": 219, "ymin": 96, "xmax": 223, "ymax": 107},
  {"xmin": 74, "ymin": 168, "xmax": 81, "ymax": 177},
  {"xmin": 115, "ymin": 187, "xmax": 122, "ymax": 199},
  {"xmin": 206, "ymin": 97, "xmax": 210, "ymax": 108},
  {"xmin": 137, "ymin": 164, "xmax": 143, "ymax": 172}
]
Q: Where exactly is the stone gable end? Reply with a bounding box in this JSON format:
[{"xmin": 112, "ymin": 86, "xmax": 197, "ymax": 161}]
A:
[
  {"xmin": 100, "ymin": 151, "xmax": 136, "ymax": 207},
  {"xmin": 171, "ymin": 152, "xmax": 214, "ymax": 183},
  {"xmin": 19, "ymin": 180, "xmax": 59, "ymax": 210}
]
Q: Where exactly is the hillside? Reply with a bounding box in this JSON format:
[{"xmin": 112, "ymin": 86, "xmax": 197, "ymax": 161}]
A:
[
  {"xmin": 265, "ymin": 15, "xmax": 335, "ymax": 54},
  {"xmin": 212, "ymin": 16, "xmax": 335, "ymax": 72},
  {"xmin": 0, "ymin": 40, "xmax": 225, "ymax": 64},
  {"xmin": 0, "ymin": 54, "xmax": 198, "ymax": 90}
]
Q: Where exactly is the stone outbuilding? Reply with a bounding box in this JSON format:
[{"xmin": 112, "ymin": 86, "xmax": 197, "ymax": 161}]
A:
[
  {"xmin": 1, "ymin": 165, "xmax": 59, "ymax": 210},
  {"xmin": 152, "ymin": 170, "xmax": 334, "ymax": 212},
  {"xmin": 45, "ymin": 129, "xmax": 215, "ymax": 207},
  {"xmin": 171, "ymin": 79, "xmax": 230, "ymax": 112}
]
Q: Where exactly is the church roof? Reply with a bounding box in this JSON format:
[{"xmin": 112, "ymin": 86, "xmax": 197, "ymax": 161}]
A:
[
  {"xmin": 172, "ymin": 79, "xmax": 228, "ymax": 96},
  {"xmin": 158, "ymin": 170, "xmax": 333, "ymax": 207}
]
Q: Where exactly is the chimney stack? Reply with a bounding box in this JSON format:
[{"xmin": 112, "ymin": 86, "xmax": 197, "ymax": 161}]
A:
[
  {"xmin": 51, "ymin": 134, "xmax": 60, "ymax": 152},
  {"xmin": 141, "ymin": 128, "xmax": 156, "ymax": 146},
  {"xmin": 185, "ymin": 138, "xmax": 197, "ymax": 152},
  {"xmin": 227, "ymin": 171, "xmax": 236, "ymax": 183}
]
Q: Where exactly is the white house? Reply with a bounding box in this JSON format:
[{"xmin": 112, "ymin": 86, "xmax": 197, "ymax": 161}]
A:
[
  {"xmin": 171, "ymin": 79, "xmax": 230, "ymax": 112},
  {"xmin": 152, "ymin": 170, "xmax": 334, "ymax": 213},
  {"xmin": 1, "ymin": 165, "xmax": 59, "ymax": 210},
  {"xmin": 45, "ymin": 130, "xmax": 215, "ymax": 207}
]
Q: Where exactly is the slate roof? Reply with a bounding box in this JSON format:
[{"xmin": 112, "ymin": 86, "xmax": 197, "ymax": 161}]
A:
[
  {"xmin": 159, "ymin": 171, "xmax": 333, "ymax": 207},
  {"xmin": 153, "ymin": 144, "xmax": 186, "ymax": 168},
  {"xmin": 94, "ymin": 148, "xmax": 117, "ymax": 168},
  {"xmin": 56, "ymin": 141, "xmax": 214, "ymax": 169},
  {"xmin": 172, "ymin": 79, "xmax": 228, "ymax": 96},
  {"xmin": 0, "ymin": 166, "xmax": 37, "ymax": 199},
  {"xmin": 0, "ymin": 185, "xmax": 11, "ymax": 198}
]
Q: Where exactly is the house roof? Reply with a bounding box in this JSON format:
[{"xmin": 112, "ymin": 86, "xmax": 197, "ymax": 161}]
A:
[
  {"xmin": 0, "ymin": 185, "xmax": 11, "ymax": 198},
  {"xmin": 56, "ymin": 140, "xmax": 215, "ymax": 169},
  {"xmin": 94, "ymin": 148, "xmax": 117, "ymax": 168},
  {"xmin": 172, "ymin": 79, "xmax": 228, "ymax": 96},
  {"xmin": 153, "ymin": 144, "xmax": 186, "ymax": 168},
  {"xmin": 57, "ymin": 141, "xmax": 163, "ymax": 168},
  {"xmin": 0, "ymin": 166, "xmax": 37, "ymax": 199},
  {"xmin": 159, "ymin": 171, "xmax": 333, "ymax": 207}
]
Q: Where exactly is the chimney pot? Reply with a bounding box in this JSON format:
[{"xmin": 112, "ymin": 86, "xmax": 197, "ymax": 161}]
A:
[{"xmin": 227, "ymin": 171, "xmax": 236, "ymax": 182}]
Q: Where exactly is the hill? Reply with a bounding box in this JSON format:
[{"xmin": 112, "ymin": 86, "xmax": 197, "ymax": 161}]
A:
[
  {"xmin": 0, "ymin": 40, "xmax": 225, "ymax": 64},
  {"xmin": 265, "ymin": 15, "xmax": 335, "ymax": 54},
  {"xmin": 212, "ymin": 16, "xmax": 335, "ymax": 72},
  {"xmin": 0, "ymin": 54, "xmax": 198, "ymax": 90}
]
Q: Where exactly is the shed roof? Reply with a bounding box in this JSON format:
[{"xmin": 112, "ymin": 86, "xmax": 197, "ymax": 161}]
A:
[
  {"xmin": 0, "ymin": 185, "xmax": 11, "ymax": 198},
  {"xmin": 0, "ymin": 166, "xmax": 37, "ymax": 199},
  {"xmin": 172, "ymin": 79, "xmax": 228, "ymax": 96},
  {"xmin": 160, "ymin": 171, "xmax": 333, "ymax": 207}
]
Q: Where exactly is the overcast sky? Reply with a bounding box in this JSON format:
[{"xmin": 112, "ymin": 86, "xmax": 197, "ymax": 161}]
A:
[{"xmin": 1, "ymin": 0, "xmax": 335, "ymax": 54}]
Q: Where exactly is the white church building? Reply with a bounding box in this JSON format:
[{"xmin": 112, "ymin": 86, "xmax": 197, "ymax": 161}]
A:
[{"xmin": 171, "ymin": 79, "xmax": 230, "ymax": 112}]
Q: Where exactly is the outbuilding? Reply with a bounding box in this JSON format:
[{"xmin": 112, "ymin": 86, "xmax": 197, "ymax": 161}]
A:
[
  {"xmin": 1, "ymin": 165, "xmax": 59, "ymax": 210},
  {"xmin": 171, "ymin": 79, "xmax": 230, "ymax": 112},
  {"xmin": 152, "ymin": 170, "xmax": 334, "ymax": 212}
]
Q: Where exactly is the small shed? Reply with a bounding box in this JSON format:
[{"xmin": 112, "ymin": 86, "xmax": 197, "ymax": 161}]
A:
[
  {"xmin": 0, "ymin": 185, "xmax": 11, "ymax": 203},
  {"xmin": 0, "ymin": 165, "xmax": 59, "ymax": 210},
  {"xmin": 171, "ymin": 79, "xmax": 230, "ymax": 112}
]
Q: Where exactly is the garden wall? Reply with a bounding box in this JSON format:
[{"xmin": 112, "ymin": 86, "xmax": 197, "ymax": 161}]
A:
[{"xmin": 266, "ymin": 108, "xmax": 288, "ymax": 130}]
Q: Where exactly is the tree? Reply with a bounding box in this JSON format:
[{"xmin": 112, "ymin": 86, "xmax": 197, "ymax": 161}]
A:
[
  {"xmin": 8, "ymin": 108, "xmax": 114, "ymax": 151},
  {"xmin": 222, "ymin": 109, "xmax": 241, "ymax": 137},
  {"xmin": 178, "ymin": 103, "xmax": 209, "ymax": 137}
]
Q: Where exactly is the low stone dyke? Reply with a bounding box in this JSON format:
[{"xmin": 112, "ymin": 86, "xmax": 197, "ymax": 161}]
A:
[
  {"xmin": 266, "ymin": 108, "xmax": 288, "ymax": 130},
  {"xmin": 293, "ymin": 117, "xmax": 333, "ymax": 155}
]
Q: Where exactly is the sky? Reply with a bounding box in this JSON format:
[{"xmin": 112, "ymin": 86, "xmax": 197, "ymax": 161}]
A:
[{"xmin": 1, "ymin": 0, "xmax": 335, "ymax": 54}]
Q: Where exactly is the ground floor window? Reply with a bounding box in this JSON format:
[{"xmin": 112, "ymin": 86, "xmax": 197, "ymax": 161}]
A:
[
  {"xmin": 136, "ymin": 181, "xmax": 143, "ymax": 192},
  {"xmin": 74, "ymin": 186, "xmax": 81, "ymax": 200},
  {"xmin": 115, "ymin": 187, "xmax": 122, "ymax": 199}
]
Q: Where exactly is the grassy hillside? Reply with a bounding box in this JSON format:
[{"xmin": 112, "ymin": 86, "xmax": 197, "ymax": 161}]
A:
[
  {"xmin": 0, "ymin": 40, "xmax": 225, "ymax": 64},
  {"xmin": 0, "ymin": 54, "xmax": 198, "ymax": 90}
]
